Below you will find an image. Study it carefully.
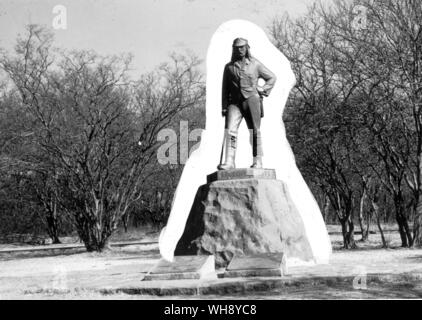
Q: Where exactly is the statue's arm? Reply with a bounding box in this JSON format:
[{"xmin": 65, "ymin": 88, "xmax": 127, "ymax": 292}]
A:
[
  {"xmin": 222, "ymin": 65, "xmax": 229, "ymax": 117},
  {"xmin": 257, "ymin": 61, "xmax": 277, "ymax": 97}
]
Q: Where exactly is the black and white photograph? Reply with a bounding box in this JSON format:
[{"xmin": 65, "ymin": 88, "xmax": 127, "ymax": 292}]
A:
[{"xmin": 0, "ymin": 0, "xmax": 421, "ymax": 304}]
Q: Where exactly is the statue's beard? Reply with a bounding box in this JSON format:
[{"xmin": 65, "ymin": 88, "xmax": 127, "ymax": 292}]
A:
[{"xmin": 234, "ymin": 52, "xmax": 245, "ymax": 60}]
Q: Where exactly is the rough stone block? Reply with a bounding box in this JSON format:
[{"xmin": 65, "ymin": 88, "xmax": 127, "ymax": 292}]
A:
[
  {"xmin": 175, "ymin": 177, "xmax": 314, "ymax": 268},
  {"xmin": 224, "ymin": 253, "xmax": 287, "ymax": 278},
  {"xmin": 143, "ymin": 255, "xmax": 217, "ymax": 281}
]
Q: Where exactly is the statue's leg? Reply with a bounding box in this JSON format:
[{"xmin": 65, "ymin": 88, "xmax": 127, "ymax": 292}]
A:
[
  {"xmin": 218, "ymin": 104, "xmax": 243, "ymax": 170},
  {"xmin": 243, "ymin": 96, "xmax": 263, "ymax": 168}
]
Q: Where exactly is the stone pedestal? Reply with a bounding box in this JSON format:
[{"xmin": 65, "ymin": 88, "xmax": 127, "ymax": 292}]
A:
[
  {"xmin": 224, "ymin": 253, "xmax": 287, "ymax": 278},
  {"xmin": 143, "ymin": 255, "xmax": 217, "ymax": 281},
  {"xmin": 175, "ymin": 169, "xmax": 314, "ymax": 268}
]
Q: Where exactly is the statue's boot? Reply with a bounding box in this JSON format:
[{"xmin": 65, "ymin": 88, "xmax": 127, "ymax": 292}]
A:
[
  {"xmin": 250, "ymin": 156, "xmax": 263, "ymax": 169},
  {"xmin": 218, "ymin": 136, "xmax": 236, "ymax": 171}
]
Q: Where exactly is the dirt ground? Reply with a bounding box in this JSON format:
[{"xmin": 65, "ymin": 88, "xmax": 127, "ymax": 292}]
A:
[{"xmin": 1, "ymin": 226, "xmax": 422, "ymax": 300}]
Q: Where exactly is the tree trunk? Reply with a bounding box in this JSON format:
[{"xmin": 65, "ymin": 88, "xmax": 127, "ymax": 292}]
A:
[
  {"xmin": 402, "ymin": 215, "xmax": 413, "ymax": 247},
  {"xmin": 45, "ymin": 202, "xmax": 61, "ymax": 244},
  {"xmin": 83, "ymin": 234, "xmax": 112, "ymax": 252},
  {"xmin": 364, "ymin": 205, "xmax": 371, "ymax": 240},
  {"xmin": 376, "ymin": 211, "xmax": 387, "ymax": 248},
  {"xmin": 122, "ymin": 213, "xmax": 129, "ymax": 233},
  {"xmin": 414, "ymin": 216, "xmax": 422, "ymax": 247},
  {"xmin": 396, "ymin": 215, "xmax": 409, "ymax": 247},
  {"xmin": 371, "ymin": 198, "xmax": 387, "ymax": 248},
  {"xmin": 46, "ymin": 216, "xmax": 61, "ymax": 244},
  {"xmin": 414, "ymin": 194, "xmax": 422, "ymax": 246},
  {"xmin": 340, "ymin": 216, "xmax": 356, "ymax": 249},
  {"xmin": 394, "ymin": 195, "xmax": 412, "ymax": 247},
  {"xmin": 75, "ymin": 215, "xmax": 113, "ymax": 252},
  {"xmin": 347, "ymin": 218, "xmax": 356, "ymax": 249},
  {"xmin": 383, "ymin": 193, "xmax": 390, "ymax": 223},
  {"xmin": 323, "ymin": 195, "xmax": 330, "ymax": 223},
  {"xmin": 395, "ymin": 210, "xmax": 413, "ymax": 247},
  {"xmin": 358, "ymin": 187, "xmax": 368, "ymax": 242}
]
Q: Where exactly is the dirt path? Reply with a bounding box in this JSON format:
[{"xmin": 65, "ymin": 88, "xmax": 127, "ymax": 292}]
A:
[{"xmin": 1, "ymin": 242, "xmax": 422, "ymax": 299}]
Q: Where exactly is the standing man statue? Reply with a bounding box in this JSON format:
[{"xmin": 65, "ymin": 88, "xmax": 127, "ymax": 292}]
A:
[{"xmin": 218, "ymin": 38, "xmax": 277, "ymax": 170}]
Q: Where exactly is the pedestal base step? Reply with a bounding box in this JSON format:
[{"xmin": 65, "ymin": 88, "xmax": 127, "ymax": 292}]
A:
[
  {"xmin": 143, "ymin": 255, "xmax": 217, "ymax": 281},
  {"xmin": 224, "ymin": 253, "xmax": 287, "ymax": 278},
  {"xmin": 207, "ymin": 168, "xmax": 276, "ymax": 183}
]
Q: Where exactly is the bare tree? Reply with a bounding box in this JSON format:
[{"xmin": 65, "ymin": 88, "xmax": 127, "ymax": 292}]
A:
[
  {"xmin": 272, "ymin": 0, "xmax": 422, "ymax": 249},
  {"xmin": 0, "ymin": 25, "xmax": 205, "ymax": 251},
  {"xmin": 328, "ymin": 0, "xmax": 419, "ymax": 246},
  {"xmin": 271, "ymin": 6, "xmax": 368, "ymax": 249}
]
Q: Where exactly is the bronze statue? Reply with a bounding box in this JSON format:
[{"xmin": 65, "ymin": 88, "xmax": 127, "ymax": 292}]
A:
[{"xmin": 218, "ymin": 38, "xmax": 277, "ymax": 170}]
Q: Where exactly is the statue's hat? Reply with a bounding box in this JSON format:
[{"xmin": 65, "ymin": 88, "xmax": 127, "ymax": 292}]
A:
[{"xmin": 232, "ymin": 38, "xmax": 249, "ymax": 47}]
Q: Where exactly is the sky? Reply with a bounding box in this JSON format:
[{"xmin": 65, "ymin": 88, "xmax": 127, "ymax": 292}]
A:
[{"xmin": 0, "ymin": 0, "xmax": 327, "ymax": 75}]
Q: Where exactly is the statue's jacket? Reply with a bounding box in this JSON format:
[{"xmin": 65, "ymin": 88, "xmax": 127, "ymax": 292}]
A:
[{"xmin": 222, "ymin": 57, "xmax": 277, "ymax": 115}]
